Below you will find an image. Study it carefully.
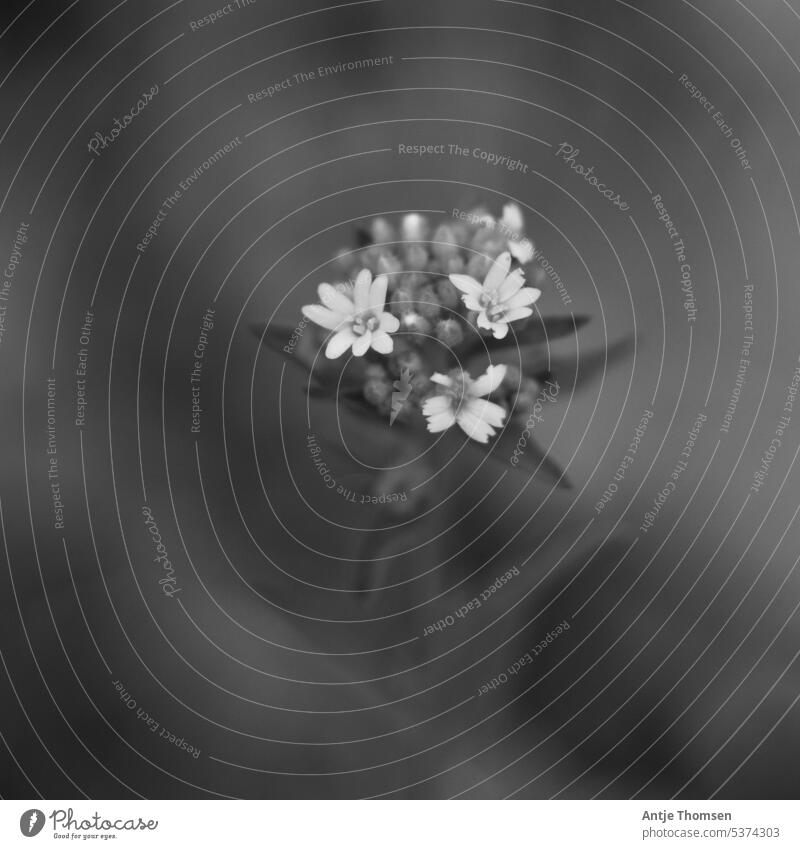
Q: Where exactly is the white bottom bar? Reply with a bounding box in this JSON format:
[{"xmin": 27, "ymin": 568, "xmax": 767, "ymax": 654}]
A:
[{"xmin": 2, "ymin": 800, "xmax": 797, "ymax": 848}]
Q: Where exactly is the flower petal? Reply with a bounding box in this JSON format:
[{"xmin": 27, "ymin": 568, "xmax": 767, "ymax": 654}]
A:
[
  {"xmin": 492, "ymin": 322, "xmax": 509, "ymax": 340},
  {"xmin": 351, "ymin": 331, "xmax": 372, "ymax": 357},
  {"xmin": 302, "ymin": 304, "xmax": 347, "ymax": 331},
  {"xmin": 370, "ymin": 331, "xmax": 393, "ymax": 354},
  {"xmin": 325, "ymin": 328, "xmax": 356, "ymax": 359},
  {"xmin": 449, "ymin": 274, "xmax": 484, "ymax": 298},
  {"xmin": 504, "ymin": 306, "xmax": 533, "ymax": 323},
  {"xmin": 318, "ymin": 283, "xmax": 355, "ymax": 314},
  {"xmin": 463, "ymin": 397, "xmax": 506, "ymax": 429},
  {"xmin": 497, "ymin": 268, "xmax": 526, "ymax": 301},
  {"xmin": 471, "ymin": 365, "xmax": 507, "ymax": 397},
  {"xmin": 508, "ymin": 238, "xmax": 534, "ymax": 264},
  {"xmin": 455, "ymin": 406, "xmax": 495, "ymax": 443},
  {"xmin": 422, "ymin": 395, "xmax": 451, "ymax": 415},
  {"xmin": 483, "ymin": 251, "xmax": 512, "ymax": 292},
  {"xmin": 505, "ymin": 286, "xmax": 541, "ymax": 309},
  {"xmin": 430, "ymin": 372, "xmax": 453, "ymax": 387},
  {"xmin": 425, "ymin": 409, "xmax": 457, "ymax": 433},
  {"xmin": 501, "ymin": 203, "xmax": 524, "ymax": 234},
  {"xmin": 462, "ymin": 294, "xmax": 483, "ymax": 312},
  {"xmin": 369, "ymin": 273, "xmax": 389, "ymax": 310},
  {"xmin": 353, "ymin": 268, "xmax": 372, "ymax": 313},
  {"xmin": 476, "ymin": 311, "xmax": 493, "ymax": 331},
  {"xmin": 379, "ymin": 311, "xmax": 400, "ymax": 333}
]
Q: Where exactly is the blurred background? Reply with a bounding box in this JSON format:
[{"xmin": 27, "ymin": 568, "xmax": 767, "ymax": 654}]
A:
[{"xmin": 1, "ymin": 0, "xmax": 799, "ymax": 798}]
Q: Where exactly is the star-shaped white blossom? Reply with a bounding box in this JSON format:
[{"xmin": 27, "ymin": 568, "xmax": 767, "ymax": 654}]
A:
[
  {"xmin": 301, "ymin": 269, "xmax": 399, "ymax": 359},
  {"xmin": 450, "ymin": 251, "xmax": 541, "ymax": 340},
  {"xmin": 422, "ymin": 365, "xmax": 507, "ymax": 443}
]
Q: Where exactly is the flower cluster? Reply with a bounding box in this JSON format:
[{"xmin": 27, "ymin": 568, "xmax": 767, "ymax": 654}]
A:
[{"xmin": 299, "ymin": 204, "xmax": 544, "ymax": 443}]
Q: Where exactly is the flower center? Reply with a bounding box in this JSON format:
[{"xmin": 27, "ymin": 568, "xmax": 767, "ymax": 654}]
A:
[
  {"xmin": 479, "ymin": 293, "xmax": 506, "ymax": 323},
  {"xmin": 443, "ymin": 369, "xmax": 469, "ymax": 412},
  {"xmin": 352, "ymin": 313, "xmax": 380, "ymax": 335}
]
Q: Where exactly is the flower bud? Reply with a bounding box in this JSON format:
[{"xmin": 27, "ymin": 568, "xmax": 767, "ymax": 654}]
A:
[
  {"xmin": 370, "ymin": 217, "xmax": 395, "ymax": 243},
  {"xmin": 361, "ymin": 245, "xmax": 387, "ymax": 271},
  {"xmin": 401, "ymin": 213, "xmax": 429, "ymax": 241},
  {"xmin": 401, "ymin": 312, "xmax": 432, "ymax": 335},
  {"xmin": 424, "ymin": 257, "xmax": 446, "ymax": 276},
  {"xmin": 377, "ymin": 250, "xmax": 403, "ymax": 281},
  {"xmin": 402, "ymin": 271, "xmax": 427, "ymax": 289},
  {"xmin": 410, "ymin": 372, "xmax": 431, "ymax": 395},
  {"xmin": 333, "ymin": 248, "xmax": 356, "ymax": 272},
  {"xmin": 436, "ymin": 277, "xmax": 460, "ymax": 308},
  {"xmin": 432, "ymin": 224, "xmax": 459, "ymax": 260},
  {"xmin": 444, "ymin": 256, "xmax": 465, "ymax": 275},
  {"xmin": 403, "ymin": 244, "xmax": 429, "ymax": 271},
  {"xmin": 508, "ymin": 236, "xmax": 535, "ymax": 265},
  {"xmin": 449, "ymin": 220, "xmax": 470, "ymax": 245},
  {"xmin": 501, "ymin": 202, "xmax": 524, "ymax": 234},
  {"xmin": 468, "ymin": 207, "xmax": 494, "ymax": 229},
  {"xmin": 502, "ymin": 364, "xmax": 522, "ymax": 390},
  {"xmin": 363, "ymin": 377, "xmax": 392, "ymax": 407},
  {"xmin": 365, "ymin": 363, "xmax": 388, "ymax": 381},
  {"xmin": 394, "ymin": 349, "xmax": 424, "ymax": 375},
  {"xmin": 390, "ymin": 287, "xmax": 414, "ymax": 316},
  {"xmin": 436, "ymin": 318, "xmax": 463, "ymax": 347},
  {"xmin": 467, "ymin": 253, "xmax": 491, "ymax": 280},
  {"xmin": 514, "ymin": 377, "xmax": 541, "ymax": 411},
  {"xmin": 416, "ymin": 284, "xmax": 441, "ymax": 319},
  {"xmin": 470, "ymin": 225, "xmax": 493, "ymax": 246},
  {"xmin": 472, "ymin": 229, "xmax": 505, "ymax": 258}
]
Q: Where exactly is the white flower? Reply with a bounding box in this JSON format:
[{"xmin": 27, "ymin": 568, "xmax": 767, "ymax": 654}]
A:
[
  {"xmin": 422, "ymin": 365, "xmax": 507, "ymax": 443},
  {"xmin": 500, "ymin": 203, "xmax": 535, "ymax": 264},
  {"xmin": 449, "ymin": 251, "xmax": 541, "ymax": 340},
  {"xmin": 301, "ymin": 268, "xmax": 400, "ymax": 359}
]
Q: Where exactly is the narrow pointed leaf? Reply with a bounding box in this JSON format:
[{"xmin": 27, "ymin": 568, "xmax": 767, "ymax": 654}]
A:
[
  {"xmin": 461, "ymin": 314, "xmax": 590, "ymax": 358},
  {"xmin": 546, "ymin": 335, "xmax": 636, "ymax": 391},
  {"xmin": 252, "ymin": 321, "xmax": 314, "ymax": 375}
]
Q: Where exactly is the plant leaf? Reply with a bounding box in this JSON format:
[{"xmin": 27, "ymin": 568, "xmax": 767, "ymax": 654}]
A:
[
  {"xmin": 252, "ymin": 321, "xmax": 314, "ymax": 376},
  {"xmin": 306, "ymin": 383, "xmax": 379, "ymax": 419},
  {"xmin": 461, "ymin": 314, "xmax": 590, "ymax": 359},
  {"xmin": 544, "ymin": 335, "xmax": 636, "ymax": 391},
  {"xmin": 506, "ymin": 313, "xmax": 590, "ymax": 347},
  {"xmin": 457, "ymin": 425, "xmax": 570, "ymax": 486}
]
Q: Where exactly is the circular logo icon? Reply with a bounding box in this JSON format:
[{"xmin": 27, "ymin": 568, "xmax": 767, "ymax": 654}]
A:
[{"xmin": 19, "ymin": 810, "xmax": 45, "ymax": 837}]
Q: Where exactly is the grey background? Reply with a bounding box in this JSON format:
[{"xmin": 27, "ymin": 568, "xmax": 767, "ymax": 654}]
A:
[{"xmin": 0, "ymin": 0, "xmax": 798, "ymax": 798}]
